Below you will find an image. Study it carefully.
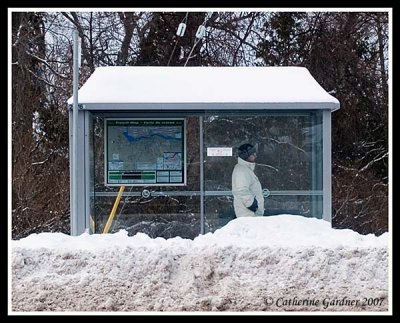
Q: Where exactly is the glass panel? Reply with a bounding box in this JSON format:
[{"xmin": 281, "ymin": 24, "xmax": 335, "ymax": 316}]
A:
[
  {"xmin": 89, "ymin": 111, "xmax": 323, "ymax": 237},
  {"xmin": 91, "ymin": 114, "xmax": 201, "ymax": 239},
  {"xmin": 203, "ymin": 111, "xmax": 323, "ymax": 233}
]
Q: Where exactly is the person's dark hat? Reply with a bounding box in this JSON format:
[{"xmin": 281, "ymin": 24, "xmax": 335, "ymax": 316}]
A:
[{"xmin": 238, "ymin": 143, "xmax": 257, "ymax": 161}]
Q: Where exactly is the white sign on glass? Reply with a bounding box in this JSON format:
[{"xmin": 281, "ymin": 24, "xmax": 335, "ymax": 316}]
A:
[{"xmin": 207, "ymin": 147, "xmax": 232, "ymax": 157}]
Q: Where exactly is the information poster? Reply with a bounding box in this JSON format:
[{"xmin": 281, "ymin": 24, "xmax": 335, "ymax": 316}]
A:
[{"xmin": 105, "ymin": 119, "xmax": 186, "ymax": 186}]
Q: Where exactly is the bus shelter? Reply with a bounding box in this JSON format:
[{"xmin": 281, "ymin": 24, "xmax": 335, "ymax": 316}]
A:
[{"xmin": 68, "ymin": 66, "xmax": 340, "ymax": 238}]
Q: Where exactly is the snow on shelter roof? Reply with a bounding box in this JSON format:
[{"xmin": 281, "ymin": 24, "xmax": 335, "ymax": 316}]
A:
[{"xmin": 67, "ymin": 66, "xmax": 340, "ymax": 111}]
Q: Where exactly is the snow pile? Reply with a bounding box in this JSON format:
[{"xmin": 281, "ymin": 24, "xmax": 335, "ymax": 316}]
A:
[{"xmin": 11, "ymin": 215, "xmax": 389, "ymax": 313}]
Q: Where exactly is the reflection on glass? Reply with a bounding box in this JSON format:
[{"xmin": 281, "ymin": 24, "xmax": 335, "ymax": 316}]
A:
[
  {"xmin": 203, "ymin": 111, "xmax": 323, "ymax": 233},
  {"xmin": 90, "ymin": 115, "xmax": 201, "ymax": 239},
  {"xmin": 88, "ymin": 111, "xmax": 324, "ymax": 238}
]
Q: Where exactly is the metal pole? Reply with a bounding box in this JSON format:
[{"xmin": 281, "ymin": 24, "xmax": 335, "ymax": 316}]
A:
[
  {"xmin": 71, "ymin": 30, "xmax": 80, "ymax": 235},
  {"xmin": 199, "ymin": 116, "xmax": 205, "ymax": 234},
  {"xmin": 103, "ymin": 186, "xmax": 125, "ymax": 234}
]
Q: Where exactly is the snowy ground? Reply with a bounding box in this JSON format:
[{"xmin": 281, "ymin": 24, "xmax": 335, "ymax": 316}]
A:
[{"xmin": 10, "ymin": 215, "xmax": 390, "ymax": 313}]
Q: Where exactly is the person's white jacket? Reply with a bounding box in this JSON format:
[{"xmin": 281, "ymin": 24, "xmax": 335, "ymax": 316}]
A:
[{"xmin": 232, "ymin": 157, "xmax": 264, "ymax": 217}]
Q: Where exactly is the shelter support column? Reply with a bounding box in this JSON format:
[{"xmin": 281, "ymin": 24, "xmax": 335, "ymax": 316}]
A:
[
  {"xmin": 69, "ymin": 108, "xmax": 89, "ymax": 235},
  {"xmin": 200, "ymin": 115, "xmax": 205, "ymax": 234},
  {"xmin": 322, "ymin": 110, "xmax": 332, "ymax": 222}
]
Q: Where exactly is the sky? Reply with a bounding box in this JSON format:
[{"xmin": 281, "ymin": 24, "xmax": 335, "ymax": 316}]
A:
[{"xmin": 10, "ymin": 215, "xmax": 391, "ymax": 314}]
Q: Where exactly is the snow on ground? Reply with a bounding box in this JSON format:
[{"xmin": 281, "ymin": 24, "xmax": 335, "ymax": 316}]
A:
[{"xmin": 11, "ymin": 215, "xmax": 389, "ymax": 313}]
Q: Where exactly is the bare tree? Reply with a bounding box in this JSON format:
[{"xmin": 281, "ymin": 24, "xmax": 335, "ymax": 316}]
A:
[
  {"xmin": 11, "ymin": 10, "xmax": 389, "ymax": 238},
  {"xmin": 256, "ymin": 12, "xmax": 388, "ymax": 234}
]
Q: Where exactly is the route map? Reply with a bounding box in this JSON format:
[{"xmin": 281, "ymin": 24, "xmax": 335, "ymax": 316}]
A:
[{"xmin": 105, "ymin": 119, "xmax": 185, "ymax": 185}]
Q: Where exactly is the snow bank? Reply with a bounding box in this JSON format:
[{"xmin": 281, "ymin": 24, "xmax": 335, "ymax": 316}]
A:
[{"xmin": 11, "ymin": 215, "xmax": 389, "ymax": 313}]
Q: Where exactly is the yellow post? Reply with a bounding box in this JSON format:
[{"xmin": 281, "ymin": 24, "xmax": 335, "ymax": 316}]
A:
[{"xmin": 103, "ymin": 186, "xmax": 125, "ymax": 234}]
